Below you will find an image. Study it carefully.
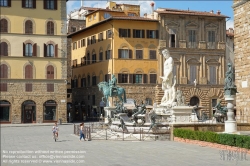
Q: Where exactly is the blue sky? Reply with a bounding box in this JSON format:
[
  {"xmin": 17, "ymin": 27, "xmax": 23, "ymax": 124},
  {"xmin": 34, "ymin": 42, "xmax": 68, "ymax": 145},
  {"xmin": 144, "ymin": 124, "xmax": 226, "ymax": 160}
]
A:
[{"xmin": 67, "ymin": 0, "xmax": 234, "ymax": 28}]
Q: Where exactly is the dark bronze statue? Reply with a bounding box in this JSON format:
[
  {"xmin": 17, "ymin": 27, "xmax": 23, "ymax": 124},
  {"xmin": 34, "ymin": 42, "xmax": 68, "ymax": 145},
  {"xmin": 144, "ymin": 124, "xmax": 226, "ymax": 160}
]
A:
[{"xmin": 224, "ymin": 63, "xmax": 237, "ymax": 95}]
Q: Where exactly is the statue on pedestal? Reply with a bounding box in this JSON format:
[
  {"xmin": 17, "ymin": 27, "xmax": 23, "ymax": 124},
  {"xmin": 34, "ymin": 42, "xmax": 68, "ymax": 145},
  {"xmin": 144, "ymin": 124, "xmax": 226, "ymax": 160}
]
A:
[
  {"xmin": 159, "ymin": 49, "xmax": 176, "ymax": 107},
  {"xmin": 224, "ymin": 63, "xmax": 237, "ymax": 96}
]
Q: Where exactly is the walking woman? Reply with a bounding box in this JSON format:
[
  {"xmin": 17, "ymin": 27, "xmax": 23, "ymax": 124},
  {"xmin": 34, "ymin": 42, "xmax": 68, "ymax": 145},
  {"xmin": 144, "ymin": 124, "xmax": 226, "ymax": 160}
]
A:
[{"xmin": 79, "ymin": 123, "xmax": 86, "ymax": 141}]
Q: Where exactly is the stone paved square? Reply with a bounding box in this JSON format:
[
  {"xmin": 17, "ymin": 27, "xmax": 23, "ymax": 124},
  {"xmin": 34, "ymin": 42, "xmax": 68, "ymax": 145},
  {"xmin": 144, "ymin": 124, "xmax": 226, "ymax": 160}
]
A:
[{"xmin": 1, "ymin": 124, "xmax": 249, "ymax": 166}]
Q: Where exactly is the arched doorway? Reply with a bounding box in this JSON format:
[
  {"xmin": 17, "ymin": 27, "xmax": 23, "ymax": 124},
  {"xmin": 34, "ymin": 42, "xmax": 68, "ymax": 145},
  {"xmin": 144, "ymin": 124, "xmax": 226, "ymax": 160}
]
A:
[
  {"xmin": 0, "ymin": 100, "xmax": 11, "ymax": 123},
  {"xmin": 43, "ymin": 100, "xmax": 57, "ymax": 122},
  {"xmin": 190, "ymin": 96, "xmax": 199, "ymax": 106},
  {"xmin": 22, "ymin": 100, "xmax": 36, "ymax": 123}
]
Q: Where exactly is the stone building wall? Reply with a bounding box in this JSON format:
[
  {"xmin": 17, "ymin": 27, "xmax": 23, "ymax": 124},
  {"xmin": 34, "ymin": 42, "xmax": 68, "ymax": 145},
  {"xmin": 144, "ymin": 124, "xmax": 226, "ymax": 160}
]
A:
[
  {"xmin": 0, "ymin": 81, "xmax": 67, "ymax": 123},
  {"xmin": 233, "ymin": 0, "xmax": 250, "ymax": 122}
]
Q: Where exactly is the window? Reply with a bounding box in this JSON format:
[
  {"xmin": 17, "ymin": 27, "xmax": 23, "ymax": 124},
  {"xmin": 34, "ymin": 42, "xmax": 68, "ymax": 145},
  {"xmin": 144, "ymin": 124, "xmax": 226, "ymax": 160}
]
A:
[
  {"xmin": 0, "ymin": 0, "xmax": 10, "ymax": 7},
  {"xmin": 81, "ymin": 57, "xmax": 85, "ymax": 66},
  {"xmin": 47, "ymin": 83, "xmax": 54, "ymax": 92},
  {"xmin": 88, "ymin": 16, "xmax": 92, "ymax": 22},
  {"xmin": 44, "ymin": 0, "xmax": 57, "ymax": 10},
  {"xmin": 47, "ymin": 44, "xmax": 54, "ymax": 57},
  {"xmin": 22, "ymin": 0, "xmax": 35, "ymax": 8},
  {"xmin": 81, "ymin": 78, "xmax": 86, "ymax": 87},
  {"xmin": 92, "ymin": 54, "xmax": 96, "ymax": 63},
  {"xmin": 188, "ymin": 30, "xmax": 196, "ymax": 48},
  {"xmin": 150, "ymin": 74, "xmax": 157, "ymax": 83},
  {"xmin": 189, "ymin": 65, "xmax": 196, "ymax": 84},
  {"xmin": 208, "ymin": 31, "xmax": 215, "ymax": 49},
  {"xmin": 92, "ymin": 95, "xmax": 95, "ymax": 105},
  {"xmin": 136, "ymin": 50, "xmax": 143, "ymax": 59},
  {"xmin": 87, "ymin": 75, "xmax": 90, "ymax": 86},
  {"xmin": 25, "ymin": 43, "xmax": 33, "ymax": 56},
  {"xmin": 0, "ymin": 42, "xmax": 8, "ymax": 56},
  {"xmin": 118, "ymin": 74, "xmax": 128, "ymax": 83},
  {"xmin": 104, "ymin": 13, "xmax": 111, "ymax": 19},
  {"xmin": 44, "ymin": 43, "xmax": 57, "ymax": 57},
  {"xmin": 169, "ymin": 29, "xmax": 176, "ymax": 48},
  {"xmin": 119, "ymin": 29, "xmax": 131, "ymax": 38},
  {"xmin": 209, "ymin": 66, "xmax": 216, "ymax": 84},
  {"xmin": 93, "ymin": 14, "xmax": 96, "ymax": 20},
  {"xmin": 135, "ymin": 74, "xmax": 142, "ymax": 83},
  {"xmin": 0, "ymin": 64, "xmax": 8, "ymax": 92},
  {"xmin": 105, "ymin": 74, "xmax": 111, "ymax": 82},
  {"xmin": 118, "ymin": 49, "xmax": 132, "ymax": 59},
  {"xmin": 149, "ymin": 50, "xmax": 156, "ymax": 59},
  {"xmin": 0, "ymin": 19, "xmax": 8, "ymax": 33},
  {"xmin": 91, "ymin": 35, "xmax": 96, "ymax": 44},
  {"xmin": 73, "ymin": 42, "xmax": 77, "ymax": 50},
  {"xmin": 128, "ymin": 13, "xmax": 135, "ymax": 16},
  {"xmin": 92, "ymin": 76, "xmax": 96, "ymax": 86},
  {"xmin": 73, "ymin": 78, "xmax": 78, "ymax": 88},
  {"xmin": 98, "ymin": 33, "xmax": 103, "ymax": 41},
  {"xmin": 81, "ymin": 39, "xmax": 85, "ymax": 47},
  {"xmin": 133, "ymin": 29, "xmax": 145, "ymax": 38},
  {"xmin": 87, "ymin": 38, "xmax": 90, "ymax": 45},
  {"xmin": 25, "ymin": 65, "xmax": 33, "ymax": 79},
  {"xmin": 25, "ymin": 20, "xmax": 33, "ymax": 34},
  {"xmin": 105, "ymin": 50, "xmax": 112, "ymax": 60},
  {"xmin": 106, "ymin": 29, "xmax": 112, "ymax": 39},
  {"xmin": 47, "ymin": 65, "xmax": 54, "ymax": 79},
  {"xmin": 47, "ymin": 21, "xmax": 54, "ymax": 35},
  {"xmin": 72, "ymin": 59, "xmax": 77, "ymax": 67},
  {"xmin": 99, "ymin": 52, "xmax": 103, "ymax": 61},
  {"xmin": 146, "ymin": 30, "xmax": 158, "ymax": 39},
  {"xmin": 71, "ymin": 27, "xmax": 76, "ymax": 33},
  {"xmin": 87, "ymin": 53, "xmax": 90, "ymax": 64}
]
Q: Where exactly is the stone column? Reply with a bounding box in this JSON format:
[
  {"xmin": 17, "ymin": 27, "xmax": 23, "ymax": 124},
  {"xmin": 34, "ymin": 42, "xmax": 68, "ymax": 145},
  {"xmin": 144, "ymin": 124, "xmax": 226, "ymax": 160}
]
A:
[{"xmin": 224, "ymin": 95, "xmax": 237, "ymax": 133}]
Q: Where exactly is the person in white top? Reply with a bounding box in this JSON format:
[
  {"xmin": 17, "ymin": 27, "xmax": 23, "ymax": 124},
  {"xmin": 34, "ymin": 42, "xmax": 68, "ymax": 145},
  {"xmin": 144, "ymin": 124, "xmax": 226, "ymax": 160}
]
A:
[
  {"xmin": 79, "ymin": 123, "xmax": 86, "ymax": 141},
  {"xmin": 52, "ymin": 122, "xmax": 59, "ymax": 138}
]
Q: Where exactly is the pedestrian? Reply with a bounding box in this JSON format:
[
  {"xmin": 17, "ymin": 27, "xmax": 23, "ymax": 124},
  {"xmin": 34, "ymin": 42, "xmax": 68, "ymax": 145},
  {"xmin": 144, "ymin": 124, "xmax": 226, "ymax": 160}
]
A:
[
  {"xmin": 52, "ymin": 122, "xmax": 59, "ymax": 139},
  {"xmin": 79, "ymin": 123, "xmax": 86, "ymax": 141}
]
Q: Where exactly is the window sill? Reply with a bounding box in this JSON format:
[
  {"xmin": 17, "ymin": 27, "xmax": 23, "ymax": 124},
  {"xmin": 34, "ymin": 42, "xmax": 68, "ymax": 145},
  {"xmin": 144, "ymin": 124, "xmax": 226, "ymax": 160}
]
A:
[{"xmin": 22, "ymin": 7, "xmax": 36, "ymax": 9}]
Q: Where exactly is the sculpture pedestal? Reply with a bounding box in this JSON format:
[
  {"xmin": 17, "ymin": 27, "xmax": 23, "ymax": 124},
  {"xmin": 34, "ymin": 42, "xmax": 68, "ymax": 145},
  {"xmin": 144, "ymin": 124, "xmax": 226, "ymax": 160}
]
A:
[
  {"xmin": 224, "ymin": 95, "xmax": 237, "ymax": 133},
  {"xmin": 104, "ymin": 107, "xmax": 116, "ymax": 124},
  {"xmin": 171, "ymin": 106, "xmax": 193, "ymax": 123},
  {"xmin": 191, "ymin": 113, "xmax": 199, "ymax": 122}
]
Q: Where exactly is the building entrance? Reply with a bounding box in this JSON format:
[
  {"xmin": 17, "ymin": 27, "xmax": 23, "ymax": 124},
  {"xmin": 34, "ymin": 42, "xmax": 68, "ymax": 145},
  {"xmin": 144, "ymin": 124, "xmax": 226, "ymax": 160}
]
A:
[{"xmin": 22, "ymin": 101, "xmax": 36, "ymax": 123}]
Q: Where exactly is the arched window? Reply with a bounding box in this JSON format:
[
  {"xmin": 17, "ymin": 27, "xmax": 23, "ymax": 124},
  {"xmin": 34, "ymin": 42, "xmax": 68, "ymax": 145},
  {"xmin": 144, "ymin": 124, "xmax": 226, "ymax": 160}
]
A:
[
  {"xmin": 25, "ymin": 43, "xmax": 33, "ymax": 56},
  {"xmin": 0, "ymin": 19, "xmax": 8, "ymax": 33},
  {"xmin": 25, "ymin": 20, "xmax": 33, "ymax": 34},
  {"xmin": 47, "ymin": 21, "xmax": 54, "ymax": 35},
  {"xmin": 87, "ymin": 75, "xmax": 90, "ymax": 86},
  {"xmin": 0, "ymin": 42, "xmax": 8, "ymax": 56},
  {"xmin": 47, "ymin": 44, "xmax": 54, "ymax": 57},
  {"xmin": 0, "ymin": 64, "xmax": 8, "ymax": 92},
  {"xmin": 47, "ymin": 65, "xmax": 54, "ymax": 79},
  {"xmin": 25, "ymin": 65, "xmax": 33, "ymax": 79},
  {"xmin": 25, "ymin": 64, "xmax": 33, "ymax": 92}
]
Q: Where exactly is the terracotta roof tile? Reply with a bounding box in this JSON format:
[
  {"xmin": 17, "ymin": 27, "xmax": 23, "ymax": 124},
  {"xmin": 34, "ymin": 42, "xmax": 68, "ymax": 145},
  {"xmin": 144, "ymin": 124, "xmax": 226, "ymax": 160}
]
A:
[{"xmin": 156, "ymin": 8, "xmax": 229, "ymax": 18}]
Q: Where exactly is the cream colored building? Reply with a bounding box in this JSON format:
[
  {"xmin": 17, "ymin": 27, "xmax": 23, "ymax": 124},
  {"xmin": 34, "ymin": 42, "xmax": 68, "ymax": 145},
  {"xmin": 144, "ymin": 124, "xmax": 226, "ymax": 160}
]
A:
[
  {"xmin": 155, "ymin": 8, "xmax": 229, "ymax": 116},
  {"xmin": 0, "ymin": 0, "xmax": 67, "ymax": 123}
]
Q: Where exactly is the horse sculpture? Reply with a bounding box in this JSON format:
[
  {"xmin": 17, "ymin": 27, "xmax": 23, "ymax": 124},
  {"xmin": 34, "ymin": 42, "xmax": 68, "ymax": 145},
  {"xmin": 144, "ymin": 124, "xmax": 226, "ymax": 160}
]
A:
[{"xmin": 97, "ymin": 81, "xmax": 126, "ymax": 107}]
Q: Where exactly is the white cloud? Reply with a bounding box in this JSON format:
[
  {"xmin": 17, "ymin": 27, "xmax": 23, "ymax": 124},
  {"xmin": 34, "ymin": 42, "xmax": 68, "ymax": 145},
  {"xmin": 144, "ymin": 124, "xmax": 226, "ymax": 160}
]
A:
[
  {"xmin": 226, "ymin": 19, "xmax": 234, "ymax": 29},
  {"xmin": 67, "ymin": 0, "xmax": 155, "ymax": 16}
]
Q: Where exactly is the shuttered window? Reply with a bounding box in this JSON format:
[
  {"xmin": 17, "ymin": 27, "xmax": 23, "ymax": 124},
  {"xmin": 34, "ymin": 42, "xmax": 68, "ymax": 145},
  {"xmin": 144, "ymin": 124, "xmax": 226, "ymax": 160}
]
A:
[
  {"xmin": 47, "ymin": 21, "xmax": 54, "ymax": 35},
  {"xmin": 150, "ymin": 74, "xmax": 157, "ymax": 84},
  {"xmin": 105, "ymin": 50, "xmax": 112, "ymax": 60},
  {"xmin": 0, "ymin": 64, "xmax": 8, "ymax": 92},
  {"xmin": 92, "ymin": 54, "xmax": 96, "ymax": 63},
  {"xmin": 0, "ymin": 19, "xmax": 8, "ymax": 32},
  {"xmin": 47, "ymin": 83, "xmax": 54, "ymax": 92},
  {"xmin": 22, "ymin": 0, "xmax": 36, "ymax": 8},
  {"xmin": 209, "ymin": 66, "xmax": 216, "ymax": 84},
  {"xmin": 118, "ymin": 49, "xmax": 132, "ymax": 59},
  {"xmin": 0, "ymin": 0, "xmax": 11, "ymax": 7},
  {"xmin": 44, "ymin": 0, "xmax": 57, "ymax": 10},
  {"xmin": 119, "ymin": 29, "xmax": 131, "ymax": 38},
  {"xmin": 81, "ymin": 78, "xmax": 86, "ymax": 87},
  {"xmin": 149, "ymin": 50, "xmax": 156, "ymax": 59},
  {"xmin": 87, "ymin": 75, "xmax": 90, "ymax": 86},
  {"xmin": 47, "ymin": 65, "xmax": 54, "ymax": 79},
  {"xmin": 133, "ymin": 29, "xmax": 145, "ymax": 38},
  {"xmin": 146, "ymin": 30, "xmax": 159, "ymax": 39},
  {"xmin": 118, "ymin": 74, "xmax": 128, "ymax": 83},
  {"xmin": 25, "ymin": 65, "xmax": 33, "ymax": 79},
  {"xmin": 25, "ymin": 20, "xmax": 33, "ymax": 34},
  {"xmin": 136, "ymin": 50, "xmax": 143, "ymax": 59},
  {"xmin": 99, "ymin": 52, "xmax": 103, "ymax": 61},
  {"xmin": 0, "ymin": 42, "xmax": 8, "ymax": 56},
  {"xmin": 189, "ymin": 65, "xmax": 196, "ymax": 84},
  {"xmin": 87, "ymin": 53, "xmax": 90, "ymax": 64},
  {"xmin": 135, "ymin": 74, "xmax": 142, "ymax": 83}
]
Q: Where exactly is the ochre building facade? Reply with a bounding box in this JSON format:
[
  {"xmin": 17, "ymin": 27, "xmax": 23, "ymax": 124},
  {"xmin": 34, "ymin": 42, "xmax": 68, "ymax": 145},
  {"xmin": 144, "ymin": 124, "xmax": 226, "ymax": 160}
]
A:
[{"xmin": 0, "ymin": 0, "xmax": 67, "ymax": 123}]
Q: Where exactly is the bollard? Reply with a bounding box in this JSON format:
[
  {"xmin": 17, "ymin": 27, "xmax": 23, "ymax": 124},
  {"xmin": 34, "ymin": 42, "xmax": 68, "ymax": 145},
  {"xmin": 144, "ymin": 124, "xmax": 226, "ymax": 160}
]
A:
[
  {"xmin": 74, "ymin": 124, "xmax": 75, "ymax": 134},
  {"xmin": 59, "ymin": 118, "xmax": 62, "ymax": 125}
]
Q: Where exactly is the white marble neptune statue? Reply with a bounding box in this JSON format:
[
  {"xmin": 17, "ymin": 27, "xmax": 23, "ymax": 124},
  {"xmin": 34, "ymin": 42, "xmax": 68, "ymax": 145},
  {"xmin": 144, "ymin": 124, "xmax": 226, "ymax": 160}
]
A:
[{"xmin": 159, "ymin": 49, "xmax": 176, "ymax": 106}]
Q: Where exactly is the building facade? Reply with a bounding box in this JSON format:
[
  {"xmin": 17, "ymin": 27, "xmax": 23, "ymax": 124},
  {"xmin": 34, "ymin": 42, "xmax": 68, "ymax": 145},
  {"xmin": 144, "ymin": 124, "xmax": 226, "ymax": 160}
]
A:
[
  {"xmin": 233, "ymin": 0, "xmax": 250, "ymax": 123},
  {"xmin": 155, "ymin": 8, "xmax": 228, "ymax": 116},
  {"xmin": 0, "ymin": 0, "xmax": 67, "ymax": 123},
  {"xmin": 68, "ymin": 5, "xmax": 159, "ymax": 121}
]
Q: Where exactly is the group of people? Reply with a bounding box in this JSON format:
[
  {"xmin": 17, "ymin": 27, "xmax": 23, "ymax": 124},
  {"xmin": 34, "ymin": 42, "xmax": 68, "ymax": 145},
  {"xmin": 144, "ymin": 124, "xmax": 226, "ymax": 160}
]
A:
[{"xmin": 51, "ymin": 122, "xmax": 86, "ymax": 141}]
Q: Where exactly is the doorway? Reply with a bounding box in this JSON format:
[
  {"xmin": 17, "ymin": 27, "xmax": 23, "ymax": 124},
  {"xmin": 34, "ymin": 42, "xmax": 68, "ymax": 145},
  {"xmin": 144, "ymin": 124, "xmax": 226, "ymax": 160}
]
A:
[{"xmin": 22, "ymin": 100, "xmax": 36, "ymax": 123}]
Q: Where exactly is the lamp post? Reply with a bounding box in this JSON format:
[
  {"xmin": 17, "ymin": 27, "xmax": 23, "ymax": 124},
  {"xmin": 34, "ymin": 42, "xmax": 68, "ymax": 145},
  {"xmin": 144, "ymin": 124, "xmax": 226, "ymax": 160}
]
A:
[{"xmin": 108, "ymin": 22, "xmax": 114, "ymax": 106}]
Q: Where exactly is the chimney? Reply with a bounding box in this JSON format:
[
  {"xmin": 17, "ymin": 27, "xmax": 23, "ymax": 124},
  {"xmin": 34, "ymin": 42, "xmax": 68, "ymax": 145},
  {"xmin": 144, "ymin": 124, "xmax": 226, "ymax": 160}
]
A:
[
  {"xmin": 210, "ymin": 10, "xmax": 214, "ymax": 13},
  {"xmin": 150, "ymin": 2, "xmax": 154, "ymax": 19},
  {"xmin": 144, "ymin": 13, "xmax": 147, "ymax": 18},
  {"xmin": 217, "ymin": 10, "xmax": 221, "ymax": 15}
]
